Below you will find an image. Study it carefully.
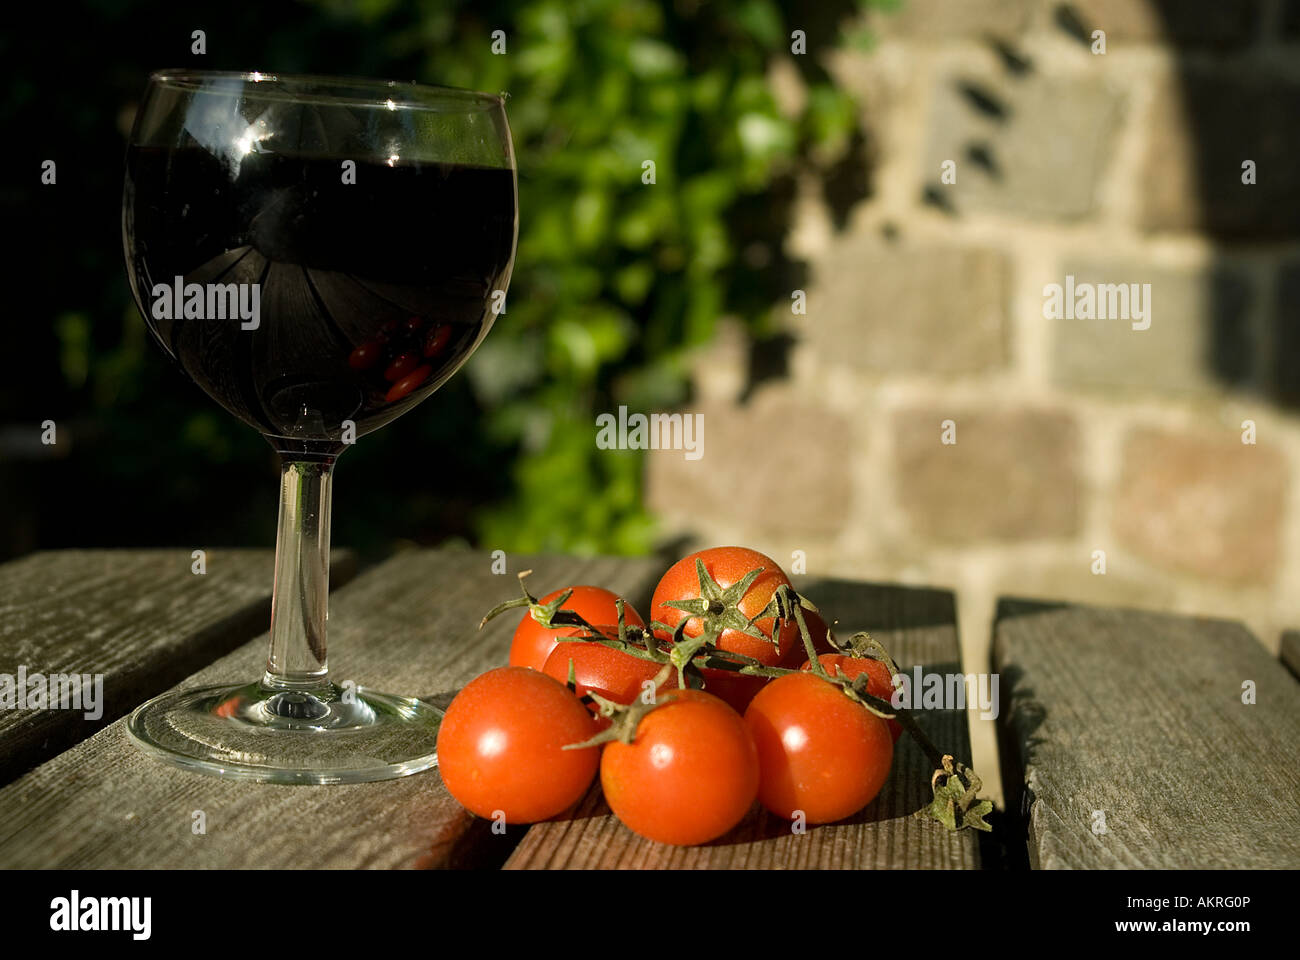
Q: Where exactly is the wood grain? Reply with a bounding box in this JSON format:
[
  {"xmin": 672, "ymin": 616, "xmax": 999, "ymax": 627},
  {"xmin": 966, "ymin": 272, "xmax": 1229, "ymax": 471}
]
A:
[
  {"xmin": 506, "ymin": 578, "xmax": 981, "ymax": 869},
  {"xmin": 994, "ymin": 599, "xmax": 1300, "ymax": 869},
  {"xmin": 0, "ymin": 549, "xmax": 355, "ymax": 786},
  {"xmin": 0, "ymin": 550, "xmax": 663, "ymax": 869}
]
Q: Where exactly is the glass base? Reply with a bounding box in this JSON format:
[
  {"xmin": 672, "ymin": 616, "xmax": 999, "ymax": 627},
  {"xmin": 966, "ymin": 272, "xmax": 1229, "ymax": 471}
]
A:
[{"xmin": 126, "ymin": 681, "xmax": 441, "ymax": 784}]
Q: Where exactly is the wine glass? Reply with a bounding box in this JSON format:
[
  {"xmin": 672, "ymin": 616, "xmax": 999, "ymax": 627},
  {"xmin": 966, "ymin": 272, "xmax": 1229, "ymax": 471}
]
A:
[{"xmin": 121, "ymin": 70, "xmax": 517, "ymax": 783}]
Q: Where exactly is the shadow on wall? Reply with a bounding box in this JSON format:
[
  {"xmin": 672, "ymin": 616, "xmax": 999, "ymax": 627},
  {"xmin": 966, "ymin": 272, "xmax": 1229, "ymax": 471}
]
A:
[
  {"xmin": 924, "ymin": 1, "xmax": 1300, "ymax": 406},
  {"xmin": 1144, "ymin": 1, "xmax": 1300, "ymax": 406}
]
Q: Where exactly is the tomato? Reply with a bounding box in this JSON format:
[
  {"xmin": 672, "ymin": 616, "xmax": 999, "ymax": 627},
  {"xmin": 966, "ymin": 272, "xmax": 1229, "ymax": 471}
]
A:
[
  {"xmin": 651, "ymin": 547, "xmax": 799, "ymax": 661},
  {"xmin": 693, "ymin": 670, "xmax": 767, "ymax": 715},
  {"xmin": 508, "ymin": 586, "xmax": 645, "ymax": 670},
  {"xmin": 348, "ymin": 340, "xmax": 383, "ymax": 370},
  {"xmin": 798, "ymin": 609, "xmax": 838, "ymax": 658},
  {"xmin": 690, "ymin": 637, "xmax": 805, "ymax": 715},
  {"xmin": 423, "ymin": 324, "xmax": 453, "ymax": 358},
  {"xmin": 383, "ymin": 351, "xmax": 420, "ymax": 382},
  {"xmin": 436, "ymin": 667, "xmax": 599, "ymax": 823},
  {"xmin": 800, "ymin": 653, "xmax": 903, "ymax": 742},
  {"xmin": 651, "ymin": 547, "xmax": 800, "ymax": 713},
  {"xmin": 542, "ymin": 634, "xmax": 676, "ymax": 710},
  {"xmin": 744, "ymin": 672, "xmax": 893, "ymax": 824},
  {"xmin": 601, "ymin": 689, "xmax": 758, "ymax": 846},
  {"xmin": 385, "ymin": 363, "xmax": 433, "ymax": 402},
  {"xmin": 373, "ymin": 318, "xmax": 401, "ymax": 345}
]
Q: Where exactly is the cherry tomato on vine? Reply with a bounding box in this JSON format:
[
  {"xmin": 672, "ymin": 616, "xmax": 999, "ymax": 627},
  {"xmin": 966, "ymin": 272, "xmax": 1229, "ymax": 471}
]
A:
[
  {"xmin": 436, "ymin": 667, "xmax": 599, "ymax": 823},
  {"xmin": 744, "ymin": 672, "xmax": 893, "ymax": 824},
  {"xmin": 542, "ymin": 633, "xmax": 677, "ymax": 711},
  {"xmin": 650, "ymin": 547, "xmax": 799, "ymax": 660},
  {"xmin": 798, "ymin": 609, "xmax": 838, "ymax": 658},
  {"xmin": 800, "ymin": 653, "xmax": 903, "ymax": 742},
  {"xmin": 702, "ymin": 607, "xmax": 832, "ymax": 712},
  {"xmin": 509, "ymin": 586, "xmax": 646, "ymax": 671},
  {"xmin": 601, "ymin": 689, "xmax": 759, "ymax": 846},
  {"xmin": 690, "ymin": 635, "xmax": 807, "ymax": 716},
  {"xmin": 650, "ymin": 547, "xmax": 800, "ymax": 713}
]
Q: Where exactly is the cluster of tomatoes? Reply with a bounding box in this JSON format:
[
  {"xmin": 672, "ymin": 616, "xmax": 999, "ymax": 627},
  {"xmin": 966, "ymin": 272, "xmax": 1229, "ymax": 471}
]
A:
[
  {"xmin": 347, "ymin": 315, "xmax": 454, "ymax": 403},
  {"xmin": 436, "ymin": 546, "xmax": 903, "ymax": 847}
]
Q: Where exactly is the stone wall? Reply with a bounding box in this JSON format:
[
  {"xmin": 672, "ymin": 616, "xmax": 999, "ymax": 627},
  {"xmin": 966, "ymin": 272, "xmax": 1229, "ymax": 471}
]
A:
[{"xmin": 644, "ymin": 0, "xmax": 1300, "ymax": 800}]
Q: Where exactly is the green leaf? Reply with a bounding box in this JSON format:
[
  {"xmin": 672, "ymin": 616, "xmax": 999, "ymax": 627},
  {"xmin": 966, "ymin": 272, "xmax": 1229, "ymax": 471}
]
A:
[{"xmin": 964, "ymin": 800, "xmax": 995, "ymax": 832}]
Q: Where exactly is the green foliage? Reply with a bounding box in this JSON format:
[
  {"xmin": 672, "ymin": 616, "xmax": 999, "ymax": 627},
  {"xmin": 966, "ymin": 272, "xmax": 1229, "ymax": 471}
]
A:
[{"xmin": 304, "ymin": 0, "xmax": 878, "ymax": 553}]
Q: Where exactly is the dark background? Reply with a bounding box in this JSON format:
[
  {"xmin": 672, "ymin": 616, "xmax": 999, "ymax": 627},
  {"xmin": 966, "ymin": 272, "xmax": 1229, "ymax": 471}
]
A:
[{"xmin": 0, "ymin": 0, "xmax": 874, "ymax": 564}]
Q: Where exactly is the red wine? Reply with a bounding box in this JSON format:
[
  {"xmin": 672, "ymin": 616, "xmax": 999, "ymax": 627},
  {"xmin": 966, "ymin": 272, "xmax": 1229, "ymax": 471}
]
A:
[{"xmin": 124, "ymin": 147, "xmax": 516, "ymax": 453}]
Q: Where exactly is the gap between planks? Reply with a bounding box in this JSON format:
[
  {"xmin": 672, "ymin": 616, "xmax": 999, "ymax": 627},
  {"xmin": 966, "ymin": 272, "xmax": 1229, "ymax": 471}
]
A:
[{"xmin": 994, "ymin": 599, "xmax": 1300, "ymax": 869}]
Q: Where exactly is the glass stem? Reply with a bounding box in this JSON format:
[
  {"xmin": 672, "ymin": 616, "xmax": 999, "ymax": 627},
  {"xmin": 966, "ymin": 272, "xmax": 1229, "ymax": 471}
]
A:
[{"xmin": 264, "ymin": 457, "xmax": 334, "ymax": 693}]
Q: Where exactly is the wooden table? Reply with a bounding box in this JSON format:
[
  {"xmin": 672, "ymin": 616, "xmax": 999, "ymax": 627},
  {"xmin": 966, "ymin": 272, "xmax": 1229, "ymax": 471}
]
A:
[{"xmin": 0, "ymin": 549, "xmax": 1296, "ymax": 869}]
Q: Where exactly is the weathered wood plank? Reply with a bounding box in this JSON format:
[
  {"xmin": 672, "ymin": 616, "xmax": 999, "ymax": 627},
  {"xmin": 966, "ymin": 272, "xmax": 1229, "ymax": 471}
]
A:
[
  {"xmin": 994, "ymin": 599, "xmax": 1300, "ymax": 869},
  {"xmin": 0, "ymin": 549, "xmax": 355, "ymax": 785},
  {"xmin": 0, "ymin": 550, "xmax": 664, "ymax": 869},
  {"xmin": 505, "ymin": 578, "xmax": 981, "ymax": 869},
  {"xmin": 1281, "ymin": 631, "xmax": 1300, "ymax": 683}
]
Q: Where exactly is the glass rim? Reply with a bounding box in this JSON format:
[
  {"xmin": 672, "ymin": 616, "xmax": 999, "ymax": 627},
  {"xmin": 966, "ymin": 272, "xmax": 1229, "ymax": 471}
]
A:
[{"xmin": 146, "ymin": 69, "xmax": 507, "ymax": 112}]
